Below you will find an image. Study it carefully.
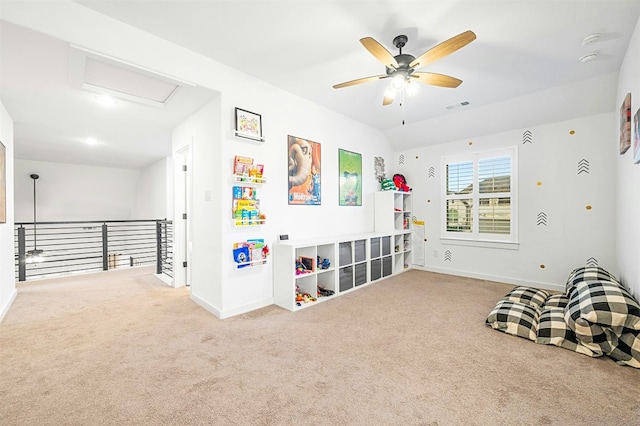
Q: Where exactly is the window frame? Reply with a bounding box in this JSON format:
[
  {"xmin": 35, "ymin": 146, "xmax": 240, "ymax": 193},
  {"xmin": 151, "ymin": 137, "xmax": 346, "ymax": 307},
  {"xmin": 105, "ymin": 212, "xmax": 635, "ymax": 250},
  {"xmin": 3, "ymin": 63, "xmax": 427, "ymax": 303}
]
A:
[{"xmin": 441, "ymin": 147, "xmax": 518, "ymax": 246}]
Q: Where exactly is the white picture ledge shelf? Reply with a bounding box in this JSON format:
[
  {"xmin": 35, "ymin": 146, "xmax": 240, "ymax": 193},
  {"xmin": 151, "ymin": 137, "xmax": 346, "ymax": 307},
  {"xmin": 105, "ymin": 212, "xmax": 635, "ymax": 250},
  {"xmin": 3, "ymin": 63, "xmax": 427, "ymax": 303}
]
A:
[
  {"xmin": 233, "ymin": 174, "xmax": 267, "ymax": 185},
  {"xmin": 233, "ymin": 131, "xmax": 265, "ymax": 142}
]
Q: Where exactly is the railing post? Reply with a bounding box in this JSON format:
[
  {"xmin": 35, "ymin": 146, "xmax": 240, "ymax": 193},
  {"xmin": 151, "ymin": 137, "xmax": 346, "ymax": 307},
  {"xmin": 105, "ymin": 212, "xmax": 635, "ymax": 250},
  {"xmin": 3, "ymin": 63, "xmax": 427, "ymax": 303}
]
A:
[
  {"xmin": 102, "ymin": 223, "xmax": 108, "ymax": 271},
  {"xmin": 156, "ymin": 220, "xmax": 162, "ymax": 274},
  {"xmin": 18, "ymin": 226, "xmax": 26, "ymax": 281}
]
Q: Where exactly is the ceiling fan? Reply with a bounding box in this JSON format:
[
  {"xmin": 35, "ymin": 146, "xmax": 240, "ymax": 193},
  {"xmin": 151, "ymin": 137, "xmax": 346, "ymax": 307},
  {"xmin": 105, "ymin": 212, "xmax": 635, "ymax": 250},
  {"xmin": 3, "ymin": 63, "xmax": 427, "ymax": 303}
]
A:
[{"xmin": 333, "ymin": 30, "xmax": 476, "ymax": 106}]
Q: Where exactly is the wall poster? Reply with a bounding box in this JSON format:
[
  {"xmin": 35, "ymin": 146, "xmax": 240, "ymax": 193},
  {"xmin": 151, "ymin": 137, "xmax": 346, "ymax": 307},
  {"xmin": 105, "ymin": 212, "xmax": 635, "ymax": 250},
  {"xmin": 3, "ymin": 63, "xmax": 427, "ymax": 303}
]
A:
[
  {"xmin": 288, "ymin": 135, "xmax": 321, "ymax": 205},
  {"xmin": 634, "ymin": 107, "xmax": 640, "ymax": 164},
  {"xmin": 620, "ymin": 92, "xmax": 631, "ymax": 155},
  {"xmin": 338, "ymin": 148, "xmax": 362, "ymax": 206},
  {"xmin": 0, "ymin": 140, "xmax": 5, "ymax": 223}
]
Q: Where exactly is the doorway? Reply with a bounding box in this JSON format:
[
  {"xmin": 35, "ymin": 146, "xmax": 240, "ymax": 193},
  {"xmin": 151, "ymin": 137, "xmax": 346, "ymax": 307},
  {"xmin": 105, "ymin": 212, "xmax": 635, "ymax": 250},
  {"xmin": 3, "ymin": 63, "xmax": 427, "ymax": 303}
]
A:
[{"xmin": 174, "ymin": 144, "xmax": 192, "ymax": 288}]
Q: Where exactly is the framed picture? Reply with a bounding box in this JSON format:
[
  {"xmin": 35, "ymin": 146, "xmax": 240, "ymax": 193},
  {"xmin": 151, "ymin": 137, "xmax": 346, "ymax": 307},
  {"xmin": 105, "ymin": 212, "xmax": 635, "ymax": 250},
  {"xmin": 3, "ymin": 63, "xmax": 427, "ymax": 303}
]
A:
[
  {"xmin": 339, "ymin": 149, "xmax": 362, "ymax": 206},
  {"xmin": 288, "ymin": 135, "xmax": 321, "ymax": 205},
  {"xmin": 620, "ymin": 93, "xmax": 631, "ymax": 155},
  {"xmin": 0, "ymin": 140, "xmax": 5, "ymax": 223},
  {"xmin": 234, "ymin": 107, "xmax": 263, "ymax": 142},
  {"xmin": 634, "ymin": 107, "xmax": 640, "ymax": 164}
]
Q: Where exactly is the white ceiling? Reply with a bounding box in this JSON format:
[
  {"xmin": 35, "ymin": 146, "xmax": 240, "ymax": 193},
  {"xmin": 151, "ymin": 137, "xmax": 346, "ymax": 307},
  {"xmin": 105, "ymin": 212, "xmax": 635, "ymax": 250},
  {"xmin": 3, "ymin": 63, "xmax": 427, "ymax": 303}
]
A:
[{"xmin": 2, "ymin": 1, "xmax": 640, "ymax": 169}]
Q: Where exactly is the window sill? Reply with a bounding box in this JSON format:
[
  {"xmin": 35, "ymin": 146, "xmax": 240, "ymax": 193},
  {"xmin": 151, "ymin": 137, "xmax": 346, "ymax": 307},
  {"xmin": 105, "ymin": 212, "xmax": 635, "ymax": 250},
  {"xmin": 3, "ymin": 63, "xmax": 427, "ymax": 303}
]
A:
[{"xmin": 440, "ymin": 238, "xmax": 519, "ymax": 250}]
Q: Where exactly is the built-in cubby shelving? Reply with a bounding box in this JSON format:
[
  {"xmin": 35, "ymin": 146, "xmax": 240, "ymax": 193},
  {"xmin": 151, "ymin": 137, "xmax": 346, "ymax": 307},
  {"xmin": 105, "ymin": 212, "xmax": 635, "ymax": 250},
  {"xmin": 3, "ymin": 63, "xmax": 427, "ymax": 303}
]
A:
[
  {"xmin": 273, "ymin": 232, "xmax": 410, "ymax": 312},
  {"xmin": 374, "ymin": 191, "xmax": 413, "ymax": 272}
]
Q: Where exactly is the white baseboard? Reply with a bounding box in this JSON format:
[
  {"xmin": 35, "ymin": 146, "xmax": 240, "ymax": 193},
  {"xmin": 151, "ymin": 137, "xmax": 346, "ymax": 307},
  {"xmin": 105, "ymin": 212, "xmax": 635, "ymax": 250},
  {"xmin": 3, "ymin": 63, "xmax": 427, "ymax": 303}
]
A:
[
  {"xmin": 190, "ymin": 293, "xmax": 223, "ymax": 318},
  {"xmin": 190, "ymin": 293, "xmax": 274, "ymax": 320},
  {"xmin": 154, "ymin": 273, "xmax": 173, "ymax": 287},
  {"xmin": 219, "ymin": 298, "xmax": 274, "ymax": 319},
  {"xmin": 414, "ymin": 265, "xmax": 565, "ymax": 292},
  {"xmin": 0, "ymin": 288, "xmax": 18, "ymax": 324}
]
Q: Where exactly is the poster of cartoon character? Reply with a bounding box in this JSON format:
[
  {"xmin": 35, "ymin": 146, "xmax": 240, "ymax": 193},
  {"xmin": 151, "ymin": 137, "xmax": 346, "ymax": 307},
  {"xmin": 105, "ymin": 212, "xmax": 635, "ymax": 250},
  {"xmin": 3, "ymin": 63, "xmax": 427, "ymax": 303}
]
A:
[
  {"xmin": 288, "ymin": 136, "xmax": 321, "ymax": 205},
  {"xmin": 339, "ymin": 149, "xmax": 362, "ymax": 206}
]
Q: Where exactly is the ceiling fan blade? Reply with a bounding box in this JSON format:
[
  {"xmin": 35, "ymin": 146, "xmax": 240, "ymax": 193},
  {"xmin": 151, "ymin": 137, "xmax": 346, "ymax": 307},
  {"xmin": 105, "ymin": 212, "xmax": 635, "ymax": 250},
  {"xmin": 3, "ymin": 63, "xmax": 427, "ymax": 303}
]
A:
[
  {"xmin": 411, "ymin": 72, "xmax": 462, "ymax": 88},
  {"xmin": 333, "ymin": 75, "xmax": 387, "ymax": 89},
  {"xmin": 360, "ymin": 37, "xmax": 399, "ymax": 69},
  {"xmin": 382, "ymin": 94, "xmax": 395, "ymax": 106},
  {"xmin": 409, "ymin": 30, "xmax": 476, "ymax": 69}
]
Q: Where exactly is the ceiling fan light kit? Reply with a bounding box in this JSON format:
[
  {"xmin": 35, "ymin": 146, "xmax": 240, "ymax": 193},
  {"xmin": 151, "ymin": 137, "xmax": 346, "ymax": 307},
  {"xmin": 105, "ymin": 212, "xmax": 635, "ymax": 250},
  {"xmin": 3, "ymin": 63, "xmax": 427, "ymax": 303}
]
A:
[
  {"xmin": 581, "ymin": 33, "xmax": 602, "ymax": 46},
  {"xmin": 579, "ymin": 52, "xmax": 598, "ymax": 63},
  {"xmin": 333, "ymin": 30, "xmax": 476, "ymax": 107}
]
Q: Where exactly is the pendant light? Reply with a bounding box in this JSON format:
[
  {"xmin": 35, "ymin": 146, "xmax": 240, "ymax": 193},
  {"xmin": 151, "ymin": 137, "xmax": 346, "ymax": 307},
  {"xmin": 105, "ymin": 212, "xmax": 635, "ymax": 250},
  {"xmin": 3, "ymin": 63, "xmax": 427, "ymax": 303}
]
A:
[{"xmin": 26, "ymin": 173, "xmax": 44, "ymax": 263}]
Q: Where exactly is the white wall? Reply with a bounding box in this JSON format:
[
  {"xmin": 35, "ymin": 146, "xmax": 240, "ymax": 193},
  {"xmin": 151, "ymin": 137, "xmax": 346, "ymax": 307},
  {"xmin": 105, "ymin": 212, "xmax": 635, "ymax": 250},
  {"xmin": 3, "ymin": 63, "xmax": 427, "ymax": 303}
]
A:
[
  {"xmin": 172, "ymin": 98, "xmax": 224, "ymax": 313},
  {"xmin": 0, "ymin": 100, "xmax": 17, "ymax": 322},
  {"xmin": 616, "ymin": 15, "xmax": 640, "ymax": 298},
  {"xmin": 218, "ymin": 86, "xmax": 392, "ymax": 317},
  {"xmin": 394, "ymin": 112, "xmax": 617, "ymax": 291},
  {"xmin": 13, "ymin": 159, "xmax": 141, "ymax": 222},
  {"xmin": 134, "ymin": 157, "xmax": 170, "ymax": 220}
]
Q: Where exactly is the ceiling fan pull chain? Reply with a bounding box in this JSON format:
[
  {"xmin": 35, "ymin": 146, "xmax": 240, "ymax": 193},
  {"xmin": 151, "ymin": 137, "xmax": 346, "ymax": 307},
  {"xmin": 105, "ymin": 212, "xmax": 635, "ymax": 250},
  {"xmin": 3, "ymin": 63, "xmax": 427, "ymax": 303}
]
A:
[{"xmin": 401, "ymin": 90, "xmax": 406, "ymax": 125}]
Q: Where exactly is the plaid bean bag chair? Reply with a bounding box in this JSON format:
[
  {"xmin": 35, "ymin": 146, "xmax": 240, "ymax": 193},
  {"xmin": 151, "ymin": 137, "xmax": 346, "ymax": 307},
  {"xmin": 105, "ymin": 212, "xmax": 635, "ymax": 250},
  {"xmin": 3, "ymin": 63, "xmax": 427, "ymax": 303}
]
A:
[{"xmin": 486, "ymin": 266, "xmax": 640, "ymax": 368}]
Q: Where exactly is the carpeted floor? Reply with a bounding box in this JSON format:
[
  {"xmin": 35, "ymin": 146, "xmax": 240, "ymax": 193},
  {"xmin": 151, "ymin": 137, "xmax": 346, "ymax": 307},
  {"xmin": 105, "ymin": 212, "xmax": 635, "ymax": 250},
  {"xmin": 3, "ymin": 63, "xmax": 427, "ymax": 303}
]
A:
[{"xmin": 0, "ymin": 267, "xmax": 639, "ymax": 425}]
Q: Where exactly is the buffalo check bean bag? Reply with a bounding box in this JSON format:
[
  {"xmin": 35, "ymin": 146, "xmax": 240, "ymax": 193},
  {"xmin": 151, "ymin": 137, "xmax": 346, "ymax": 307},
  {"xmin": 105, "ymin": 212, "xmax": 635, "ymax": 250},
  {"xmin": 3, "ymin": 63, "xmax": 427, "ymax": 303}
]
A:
[{"xmin": 486, "ymin": 266, "xmax": 640, "ymax": 368}]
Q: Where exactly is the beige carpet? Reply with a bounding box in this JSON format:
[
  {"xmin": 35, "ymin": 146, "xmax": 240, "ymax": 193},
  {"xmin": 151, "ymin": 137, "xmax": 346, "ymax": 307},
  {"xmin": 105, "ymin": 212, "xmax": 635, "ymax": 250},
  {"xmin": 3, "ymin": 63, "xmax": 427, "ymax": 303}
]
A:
[{"xmin": 1, "ymin": 267, "xmax": 639, "ymax": 425}]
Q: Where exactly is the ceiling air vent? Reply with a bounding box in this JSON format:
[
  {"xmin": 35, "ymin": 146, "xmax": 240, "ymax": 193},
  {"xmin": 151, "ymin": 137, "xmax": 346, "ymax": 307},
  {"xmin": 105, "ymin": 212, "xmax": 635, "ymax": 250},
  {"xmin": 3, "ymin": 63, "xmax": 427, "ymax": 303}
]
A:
[{"xmin": 445, "ymin": 101, "xmax": 470, "ymax": 110}]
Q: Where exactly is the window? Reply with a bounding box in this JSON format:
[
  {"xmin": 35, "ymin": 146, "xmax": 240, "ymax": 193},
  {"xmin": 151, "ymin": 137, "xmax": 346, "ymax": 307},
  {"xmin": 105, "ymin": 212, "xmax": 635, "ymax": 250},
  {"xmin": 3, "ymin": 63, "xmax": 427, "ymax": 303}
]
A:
[{"xmin": 442, "ymin": 148, "xmax": 517, "ymax": 244}]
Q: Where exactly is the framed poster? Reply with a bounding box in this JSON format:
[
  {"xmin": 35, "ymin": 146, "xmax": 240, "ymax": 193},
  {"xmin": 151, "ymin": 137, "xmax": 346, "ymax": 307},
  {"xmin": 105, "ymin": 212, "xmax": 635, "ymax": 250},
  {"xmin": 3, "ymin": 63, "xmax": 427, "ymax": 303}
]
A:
[
  {"xmin": 234, "ymin": 107, "xmax": 263, "ymax": 141},
  {"xmin": 339, "ymin": 149, "xmax": 362, "ymax": 206},
  {"xmin": 620, "ymin": 93, "xmax": 631, "ymax": 155},
  {"xmin": 0, "ymin": 141, "xmax": 5, "ymax": 223},
  {"xmin": 288, "ymin": 135, "xmax": 321, "ymax": 205},
  {"xmin": 634, "ymin": 107, "xmax": 640, "ymax": 164}
]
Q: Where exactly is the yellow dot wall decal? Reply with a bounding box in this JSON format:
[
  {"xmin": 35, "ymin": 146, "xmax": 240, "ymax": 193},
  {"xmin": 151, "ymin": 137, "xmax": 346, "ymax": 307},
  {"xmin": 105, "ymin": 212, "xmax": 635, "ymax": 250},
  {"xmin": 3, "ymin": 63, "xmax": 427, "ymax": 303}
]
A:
[
  {"xmin": 537, "ymin": 181, "xmax": 542, "ymax": 186},
  {"xmin": 415, "ymin": 156, "xmax": 419, "ymax": 159},
  {"xmin": 540, "ymin": 264, "xmax": 546, "ymax": 269},
  {"xmin": 468, "ymin": 141, "xmax": 473, "ymax": 146},
  {"xmin": 570, "ymin": 130, "xmax": 575, "ymax": 135},
  {"xmin": 586, "ymin": 205, "xmax": 592, "ymax": 210},
  {"xmin": 427, "ymin": 199, "xmax": 431, "ymax": 203}
]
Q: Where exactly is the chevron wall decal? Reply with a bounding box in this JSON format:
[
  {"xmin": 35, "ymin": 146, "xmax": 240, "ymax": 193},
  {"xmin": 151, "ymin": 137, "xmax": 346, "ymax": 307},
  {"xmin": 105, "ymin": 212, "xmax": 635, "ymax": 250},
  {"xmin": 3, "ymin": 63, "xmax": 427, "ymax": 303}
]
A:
[
  {"xmin": 522, "ymin": 130, "xmax": 533, "ymax": 144},
  {"xmin": 398, "ymin": 154, "xmax": 405, "ymax": 165},
  {"xmin": 444, "ymin": 250, "xmax": 452, "ymax": 261},
  {"xmin": 428, "ymin": 166, "xmax": 435, "ymax": 178},
  {"xmin": 536, "ymin": 212, "xmax": 548, "ymax": 226},
  {"xmin": 586, "ymin": 257, "xmax": 598, "ymax": 267},
  {"xmin": 578, "ymin": 158, "xmax": 590, "ymax": 174}
]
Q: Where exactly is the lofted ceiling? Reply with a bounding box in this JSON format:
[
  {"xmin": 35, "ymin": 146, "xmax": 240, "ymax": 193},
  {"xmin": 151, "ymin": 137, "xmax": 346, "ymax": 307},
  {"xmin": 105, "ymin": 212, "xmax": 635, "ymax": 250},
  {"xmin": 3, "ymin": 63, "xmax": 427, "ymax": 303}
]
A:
[{"xmin": 2, "ymin": 1, "xmax": 640, "ymax": 169}]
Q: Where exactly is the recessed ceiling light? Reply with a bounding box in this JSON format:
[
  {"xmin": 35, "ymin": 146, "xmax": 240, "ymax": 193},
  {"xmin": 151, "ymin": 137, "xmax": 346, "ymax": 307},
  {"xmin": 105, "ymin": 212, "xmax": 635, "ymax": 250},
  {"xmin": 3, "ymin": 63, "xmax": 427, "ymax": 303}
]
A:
[
  {"xmin": 578, "ymin": 53, "xmax": 598, "ymax": 63},
  {"xmin": 95, "ymin": 94, "xmax": 116, "ymax": 107},
  {"xmin": 84, "ymin": 137, "xmax": 98, "ymax": 145}
]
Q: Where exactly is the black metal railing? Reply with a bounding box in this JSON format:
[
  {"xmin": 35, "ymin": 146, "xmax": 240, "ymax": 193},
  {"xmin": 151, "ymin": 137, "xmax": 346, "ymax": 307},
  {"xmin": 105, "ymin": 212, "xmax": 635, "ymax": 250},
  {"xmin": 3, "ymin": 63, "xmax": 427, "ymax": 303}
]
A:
[
  {"xmin": 14, "ymin": 219, "xmax": 173, "ymax": 281},
  {"xmin": 157, "ymin": 219, "xmax": 173, "ymax": 278}
]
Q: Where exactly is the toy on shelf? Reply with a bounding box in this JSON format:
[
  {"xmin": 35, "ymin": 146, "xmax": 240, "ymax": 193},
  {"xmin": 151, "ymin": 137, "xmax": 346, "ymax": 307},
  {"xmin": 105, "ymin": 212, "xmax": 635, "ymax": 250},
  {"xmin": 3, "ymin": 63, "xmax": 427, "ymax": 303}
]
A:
[
  {"xmin": 317, "ymin": 286, "xmax": 335, "ymax": 297},
  {"xmin": 393, "ymin": 174, "xmax": 411, "ymax": 192},
  {"xmin": 233, "ymin": 239, "xmax": 270, "ymax": 268},
  {"xmin": 316, "ymin": 256, "xmax": 331, "ymax": 270},
  {"xmin": 380, "ymin": 178, "xmax": 396, "ymax": 191},
  {"xmin": 295, "ymin": 256, "xmax": 315, "ymax": 275},
  {"xmin": 295, "ymin": 286, "xmax": 317, "ymax": 306}
]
